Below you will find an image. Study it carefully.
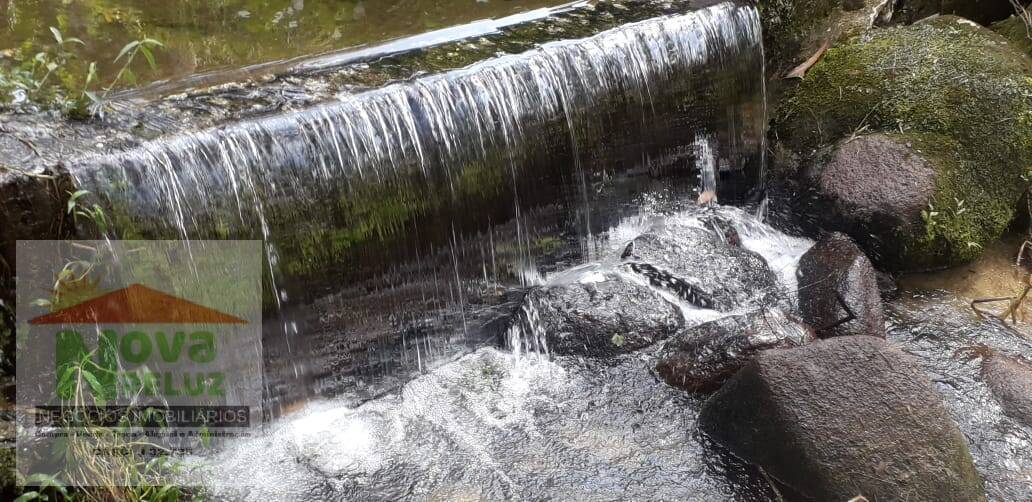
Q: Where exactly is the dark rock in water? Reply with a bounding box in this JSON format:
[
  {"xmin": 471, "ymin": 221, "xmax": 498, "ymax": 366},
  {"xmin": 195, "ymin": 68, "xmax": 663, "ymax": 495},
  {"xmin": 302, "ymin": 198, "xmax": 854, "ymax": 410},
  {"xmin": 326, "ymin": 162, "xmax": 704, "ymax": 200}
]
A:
[
  {"xmin": 875, "ymin": 270, "xmax": 900, "ymax": 301},
  {"xmin": 701, "ymin": 215, "xmax": 742, "ymax": 247},
  {"xmin": 797, "ymin": 232, "xmax": 885, "ymax": 338},
  {"xmin": 655, "ymin": 308, "xmax": 813, "ymax": 393},
  {"xmin": 699, "ymin": 336, "xmax": 986, "ymax": 502},
  {"xmin": 982, "ymin": 352, "xmax": 1032, "ymax": 427},
  {"xmin": 801, "ymin": 134, "xmax": 937, "ymax": 267},
  {"xmin": 622, "ymin": 225, "xmax": 781, "ymax": 311},
  {"xmin": 520, "ymin": 275, "xmax": 683, "ymax": 357}
]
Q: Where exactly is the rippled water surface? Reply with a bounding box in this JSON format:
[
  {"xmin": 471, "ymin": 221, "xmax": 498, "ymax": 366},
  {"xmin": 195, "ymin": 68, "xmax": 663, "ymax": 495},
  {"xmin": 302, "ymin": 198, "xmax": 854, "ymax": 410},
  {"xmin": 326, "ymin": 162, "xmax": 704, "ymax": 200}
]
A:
[{"xmin": 1, "ymin": 0, "xmax": 566, "ymax": 86}]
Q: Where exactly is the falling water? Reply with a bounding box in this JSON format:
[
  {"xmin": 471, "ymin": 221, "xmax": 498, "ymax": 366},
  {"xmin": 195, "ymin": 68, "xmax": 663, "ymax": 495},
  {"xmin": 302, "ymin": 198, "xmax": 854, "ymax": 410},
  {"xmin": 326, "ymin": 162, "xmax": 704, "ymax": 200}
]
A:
[{"xmin": 68, "ymin": 1, "xmax": 766, "ymax": 404}]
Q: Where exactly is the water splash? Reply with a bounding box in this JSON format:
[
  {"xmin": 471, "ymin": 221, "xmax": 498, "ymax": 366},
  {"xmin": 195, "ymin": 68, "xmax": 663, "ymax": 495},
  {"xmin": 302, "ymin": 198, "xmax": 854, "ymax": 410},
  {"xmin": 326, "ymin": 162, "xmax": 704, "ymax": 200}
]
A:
[{"xmin": 68, "ymin": 2, "xmax": 767, "ymax": 403}]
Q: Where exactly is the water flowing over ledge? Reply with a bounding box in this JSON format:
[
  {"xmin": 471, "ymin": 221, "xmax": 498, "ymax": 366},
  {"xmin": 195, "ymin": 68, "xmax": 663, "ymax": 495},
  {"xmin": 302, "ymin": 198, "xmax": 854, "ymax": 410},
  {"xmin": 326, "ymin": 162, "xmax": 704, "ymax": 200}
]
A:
[
  {"xmin": 74, "ymin": 1, "xmax": 764, "ymax": 290},
  {"xmin": 61, "ymin": 2, "xmax": 766, "ymax": 408}
]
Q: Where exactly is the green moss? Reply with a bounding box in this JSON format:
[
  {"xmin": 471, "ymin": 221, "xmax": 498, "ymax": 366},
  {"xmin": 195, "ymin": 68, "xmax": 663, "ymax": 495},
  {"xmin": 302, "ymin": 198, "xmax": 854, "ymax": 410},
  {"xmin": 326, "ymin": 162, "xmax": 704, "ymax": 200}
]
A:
[
  {"xmin": 776, "ymin": 18, "xmax": 1032, "ymax": 267},
  {"xmin": 0, "ymin": 447, "xmax": 14, "ymax": 494},
  {"xmin": 758, "ymin": 0, "xmax": 840, "ymax": 68},
  {"xmin": 891, "ymin": 132, "xmax": 1019, "ymax": 267},
  {"xmin": 993, "ymin": 16, "xmax": 1032, "ymax": 57}
]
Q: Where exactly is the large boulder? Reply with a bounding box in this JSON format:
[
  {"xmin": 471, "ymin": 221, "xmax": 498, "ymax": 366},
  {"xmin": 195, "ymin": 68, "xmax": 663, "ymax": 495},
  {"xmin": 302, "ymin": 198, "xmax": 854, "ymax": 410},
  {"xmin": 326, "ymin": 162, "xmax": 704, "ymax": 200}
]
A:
[
  {"xmin": 621, "ymin": 222, "xmax": 782, "ymax": 311},
  {"xmin": 775, "ymin": 17, "xmax": 1032, "ymax": 270},
  {"xmin": 798, "ymin": 134, "xmax": 936, "ymax": 265},
  {"xmin": 655, "ymin": 308, "xmax": 813, "ymax": 393},
  {"xmin": 699, "ymin": 336, "xmax": 986, "ymax": 501},
  {"xmin": 796, "ymin": 232, "xmax": 885, "ymax": 338},
  {"xmin": 515, "ymin": 274, "xmax": 683, "ymax": 357},
  {"xmin": 982, "ymin": 351, "xmax": 1032, "ymax": 427}
]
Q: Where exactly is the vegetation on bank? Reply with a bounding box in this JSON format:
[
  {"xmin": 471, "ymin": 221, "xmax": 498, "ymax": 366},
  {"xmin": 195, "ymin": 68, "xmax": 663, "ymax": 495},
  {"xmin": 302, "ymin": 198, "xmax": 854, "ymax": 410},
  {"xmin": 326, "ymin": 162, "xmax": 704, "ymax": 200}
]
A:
[
  {"xmin": 774, "ymin": 17, "xmax": 1032, "ymax": 268},
  {"xmin": 0, "ymin": 27, "xmax": 163, "ymax": 118}
]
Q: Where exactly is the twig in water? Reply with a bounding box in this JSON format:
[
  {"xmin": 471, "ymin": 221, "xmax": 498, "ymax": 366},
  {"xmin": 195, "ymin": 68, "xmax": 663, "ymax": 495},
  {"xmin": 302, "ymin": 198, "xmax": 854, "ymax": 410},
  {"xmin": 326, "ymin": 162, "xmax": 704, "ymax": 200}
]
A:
[
  {"xmin": 971, "ymin": 296, "xmax": 1014, "ymax": 320},
  {"xmin": 0, "ymin": 164, "xmax": 54, "ymax": 179},
  {"xmin": 13, "ymin": 135, "xmax": 41, "ymax": 157}
]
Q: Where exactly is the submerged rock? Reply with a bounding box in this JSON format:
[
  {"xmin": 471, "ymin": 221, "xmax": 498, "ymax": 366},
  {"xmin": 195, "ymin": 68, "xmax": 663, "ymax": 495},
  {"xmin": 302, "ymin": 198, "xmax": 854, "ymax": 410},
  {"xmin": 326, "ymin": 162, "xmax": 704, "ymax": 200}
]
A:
[
  {"xmin": 797, "ymin": 232, "xmax": 885, "ymax": 338},
  {"xmin": 621, "ymin": 223, "xmax": 782, "ymax": 311},
  {"xmin": 775, "ymin": 17, "xmax": 1032, "ymax": 269},
  {"xmin": 655, "ymin": 308, "xmax": 813, "ymax": 393},
  {"xmin": 518, "ymin": 275, "xmax": 683, "ymax": 357},
  {"xmin": 982, "ymin": 351, "xmax": 1032, "ymax": 427},
  {"xmin": 699, "ymin": 336, "xmax": 986, "ymax": 501}
]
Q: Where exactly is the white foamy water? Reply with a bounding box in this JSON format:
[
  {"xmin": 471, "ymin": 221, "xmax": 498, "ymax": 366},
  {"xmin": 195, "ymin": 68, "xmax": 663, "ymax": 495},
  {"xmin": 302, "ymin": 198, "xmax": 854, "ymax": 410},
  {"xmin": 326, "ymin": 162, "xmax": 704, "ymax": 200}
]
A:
[{"xmin": 182, "ymin": 204, "xmax": 813, "ymax": 500}]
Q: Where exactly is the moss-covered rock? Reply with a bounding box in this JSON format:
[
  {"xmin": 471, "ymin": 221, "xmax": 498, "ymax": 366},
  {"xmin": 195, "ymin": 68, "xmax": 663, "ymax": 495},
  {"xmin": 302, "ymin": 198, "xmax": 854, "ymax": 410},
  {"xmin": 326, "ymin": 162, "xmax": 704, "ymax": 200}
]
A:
[
  {"xmin": 758, "ymin": 0, "xmax": 887, "ymax": 74},
  {"xmin": 758, "ymin": 0, "xmax": 840, "ymax": 70},
  {"xmin": 993, "ymin": 15, "xmax": 1032, "ymax": 56},
  {"xmin": 775, "ymin": 17, "xmax": 1032, "ymax": 269}
]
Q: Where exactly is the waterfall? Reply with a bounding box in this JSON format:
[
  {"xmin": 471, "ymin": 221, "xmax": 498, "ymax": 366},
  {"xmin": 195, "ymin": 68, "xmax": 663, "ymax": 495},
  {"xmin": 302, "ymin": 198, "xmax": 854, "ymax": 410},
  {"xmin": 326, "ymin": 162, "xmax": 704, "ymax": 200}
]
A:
[{"xmin": 68, "ymin": 1, "xmax": 766, "ymax": 401}]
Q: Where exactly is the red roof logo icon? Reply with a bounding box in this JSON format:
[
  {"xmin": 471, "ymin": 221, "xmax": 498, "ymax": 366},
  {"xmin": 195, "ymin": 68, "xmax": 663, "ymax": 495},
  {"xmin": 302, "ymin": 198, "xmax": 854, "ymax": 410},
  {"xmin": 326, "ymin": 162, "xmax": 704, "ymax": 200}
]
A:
[{"xmin": 29, "ymin": 284, "xmax": 247, "ymax": 325}]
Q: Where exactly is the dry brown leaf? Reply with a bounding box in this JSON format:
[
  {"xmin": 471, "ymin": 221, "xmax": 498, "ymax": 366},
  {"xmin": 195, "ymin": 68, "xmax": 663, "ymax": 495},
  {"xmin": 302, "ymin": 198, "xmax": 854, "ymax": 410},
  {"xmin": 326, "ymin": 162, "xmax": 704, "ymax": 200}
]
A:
[{"xmin": 697, "ymin": 189, "xmax": 716, "ymax": 205}]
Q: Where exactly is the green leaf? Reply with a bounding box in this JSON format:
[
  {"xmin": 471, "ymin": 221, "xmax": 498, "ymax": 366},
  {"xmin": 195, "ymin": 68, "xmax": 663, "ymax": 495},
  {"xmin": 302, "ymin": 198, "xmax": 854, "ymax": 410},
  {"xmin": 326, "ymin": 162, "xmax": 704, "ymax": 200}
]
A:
[
  {"xmin": 84, "ymin": 90, "xmax": 101, "ymax": 104},
  {"xmin": 142, "ymin": 38, "xmax": 164, "ymax": 48},
  {"xmin": 14, "ymin": 491, "xmax": 40, "ymax": 502},
  {"xmin": 80, "ymin": 368, "xmax": 106, "ymax": 400},
  {"xmin": 139, "ymin": 45, "xmax": 156, "ymax": 70},
  {"xmin": 63, "ymin": 37, "xmax": 85, "ymax": 46},
  {"xmin": 66, "ymin": 189, "xmax": 88, "ymax": 213},
  {"xmin": 115, "ymin": 41, "xmax": 140, "ymax": 63},
  {"xmin": 49, "ymin": 27, "xmax": 62, "ymax": 45},
  {"xmin": 85, "ymin": 62, "xmax": 97, "ymax": 86},
  {"xmin": 610, "ymin": 334, "xmax": 625, "ymax": 347},
  {"xmin": 123, "ymin": 68, "xmax": 137, "ymax": 85}
]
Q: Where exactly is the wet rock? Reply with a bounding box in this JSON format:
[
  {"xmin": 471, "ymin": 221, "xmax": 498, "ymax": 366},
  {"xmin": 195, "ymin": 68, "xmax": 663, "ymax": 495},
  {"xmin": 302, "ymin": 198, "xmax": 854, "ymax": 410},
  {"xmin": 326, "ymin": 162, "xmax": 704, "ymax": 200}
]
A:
[
  {"xmin": 701, "ymin": 215, "xmax": 742, "ymax": 247},
  {"xmin": 655, "ymin": 308, "xmax": 814, "ymax": 393},
  {"xmin": 699, "ymin": 336, "xmax": 986, "ymax": 502},
  {"xmin": 797, "ymin": 232, "xmax": 885, "ymax": 338},
  {"xmin": 774, "ymin": 18, "xmax": 1032, "ymax": 269},
  {"xmin": 875, "ymin": 270, "xmax": 900, "ymax": 300},
  {"xmin": 982, "ymin": 352, "xmax": 1032, "ymax": 427},
  {"xmin": 519, "ymin": 275, "xmax": 683, "ymax": 357},
  {"xmin": 622, "ymin": 224, "xmax": 782, "ymax": 311}
]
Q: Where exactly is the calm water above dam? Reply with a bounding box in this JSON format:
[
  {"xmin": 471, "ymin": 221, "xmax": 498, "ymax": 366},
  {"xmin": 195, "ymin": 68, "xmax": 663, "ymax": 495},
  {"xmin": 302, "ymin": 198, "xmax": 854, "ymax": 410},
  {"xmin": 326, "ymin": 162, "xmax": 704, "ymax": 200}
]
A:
[{"xmin": 1, "ymin": 0, "xmax": 567, "ymax": 87}]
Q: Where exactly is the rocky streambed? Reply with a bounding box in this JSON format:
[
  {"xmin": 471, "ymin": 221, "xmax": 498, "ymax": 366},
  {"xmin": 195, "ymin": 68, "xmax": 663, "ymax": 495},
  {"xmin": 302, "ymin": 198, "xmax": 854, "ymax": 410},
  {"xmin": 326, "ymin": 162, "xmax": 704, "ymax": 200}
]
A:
[{"xmin": 182, "ymin": 205, "xmax": 1032, "ymax": 501}]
